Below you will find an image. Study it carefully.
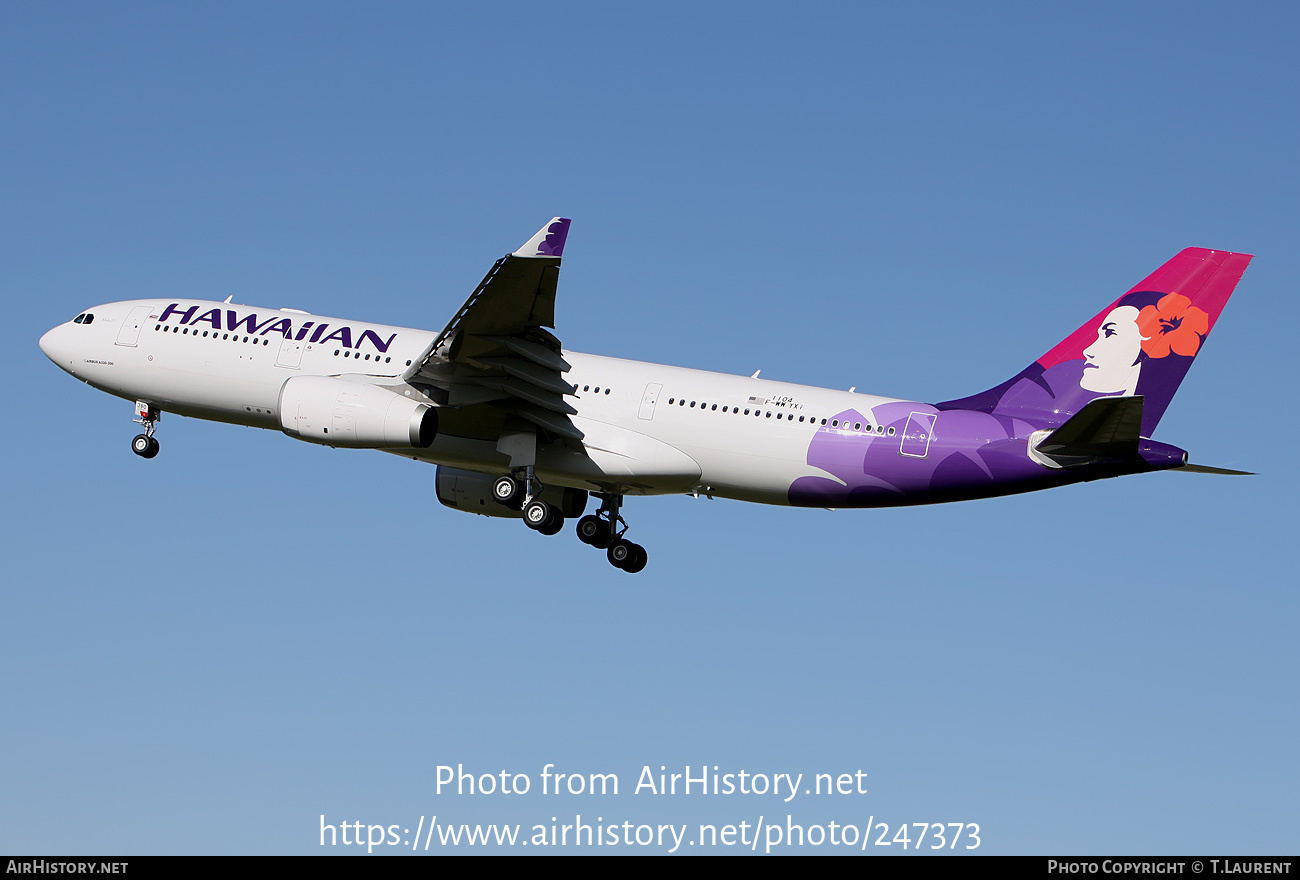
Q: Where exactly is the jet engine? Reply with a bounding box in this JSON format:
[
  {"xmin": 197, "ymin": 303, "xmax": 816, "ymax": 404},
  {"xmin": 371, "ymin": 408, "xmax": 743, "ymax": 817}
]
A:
[
  {"xmin": 436, "ymin": 466, "xmax": 588, "ymax": 519},
  {"xmin": 278, "ymin": 376, "xmax": 437, "ymax": 448}
]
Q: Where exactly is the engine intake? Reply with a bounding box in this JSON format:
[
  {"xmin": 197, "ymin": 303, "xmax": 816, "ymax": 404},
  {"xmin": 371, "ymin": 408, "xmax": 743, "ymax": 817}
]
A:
[{"xmin": 278, "ymin": 376, "xmax": 437, "ymax": 448}]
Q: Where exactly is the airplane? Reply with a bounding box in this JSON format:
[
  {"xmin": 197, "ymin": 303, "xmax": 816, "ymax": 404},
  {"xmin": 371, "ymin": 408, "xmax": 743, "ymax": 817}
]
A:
[{"xmin": 39, "ymin": 218, "xmax": 1252, "ymax": 573}]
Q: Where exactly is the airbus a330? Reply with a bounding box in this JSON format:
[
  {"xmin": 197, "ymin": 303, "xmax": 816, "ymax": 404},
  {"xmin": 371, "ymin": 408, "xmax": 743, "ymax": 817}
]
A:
[{"xmin": 39, "ymin": 219, "xmax": 1251, "ymax": 572}]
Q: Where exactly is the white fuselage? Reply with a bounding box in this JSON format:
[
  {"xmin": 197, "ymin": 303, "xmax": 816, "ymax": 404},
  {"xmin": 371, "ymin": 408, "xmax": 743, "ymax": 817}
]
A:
[{"xmin": 40, "ymin": 298, "xmax": 910, "ymax": 505}]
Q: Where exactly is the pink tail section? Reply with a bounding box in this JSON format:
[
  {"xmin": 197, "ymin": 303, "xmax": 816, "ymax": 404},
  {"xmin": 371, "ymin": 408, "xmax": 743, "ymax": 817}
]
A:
[
  {"xmin": 1037, "ymin": 248, "xmax": 1252, "ymax": 371},
  {"xmin": 939, "ymin": 248, "xmax": 1252, "ymax": 436}
]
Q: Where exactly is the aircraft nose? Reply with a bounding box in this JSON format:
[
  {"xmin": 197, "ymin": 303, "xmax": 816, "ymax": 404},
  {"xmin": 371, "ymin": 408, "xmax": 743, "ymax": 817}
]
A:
[{"xmin": 39, "ymin": 324, "xmax": 74, "ymax": 371}]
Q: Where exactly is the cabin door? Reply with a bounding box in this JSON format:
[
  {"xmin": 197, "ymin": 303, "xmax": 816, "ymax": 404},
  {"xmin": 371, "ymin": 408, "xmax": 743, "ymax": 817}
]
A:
[{"xmin": 638, "ymin": 383, "xmax": 662, "ymax": 420}]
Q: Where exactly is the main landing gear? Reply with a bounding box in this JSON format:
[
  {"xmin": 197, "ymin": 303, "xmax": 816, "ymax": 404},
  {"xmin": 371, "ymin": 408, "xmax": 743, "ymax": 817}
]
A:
[
  {"xmin": 492, "ymin": 475, "xmax": 648, "ymax": 573},
  {"xmin": 492, "ymin": 468, "xmax": 565, "ymax": 536},
  {"xmin": 576, "ymin": 493, "xmax": 647, "ymax": 574},
  {"xmin": 131, "ymin": 401, "xmax": 160, "ymax": 459}
]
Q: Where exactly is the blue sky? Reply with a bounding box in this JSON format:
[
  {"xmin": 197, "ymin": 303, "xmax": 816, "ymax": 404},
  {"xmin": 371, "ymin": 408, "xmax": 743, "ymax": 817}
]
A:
[{"xmin": 4, "ymin": 2, "xmax": 1298, "ymax": 855}]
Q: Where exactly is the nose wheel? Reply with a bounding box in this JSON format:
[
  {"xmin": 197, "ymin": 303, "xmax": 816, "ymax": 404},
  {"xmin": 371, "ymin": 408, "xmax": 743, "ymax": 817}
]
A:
[
  {"xmin": 131, "ymin": 433, "xmax": 159, "ymax": 459},
  {"xmin": 131, "ymin": 401, "xmax": 161, "ymax": 459}
]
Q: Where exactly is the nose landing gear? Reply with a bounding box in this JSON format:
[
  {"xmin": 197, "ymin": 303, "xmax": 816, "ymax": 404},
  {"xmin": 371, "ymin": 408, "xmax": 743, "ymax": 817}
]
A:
[{"xmin": 131, "ymin": 401, "xmax": 160, "ymax": 459}]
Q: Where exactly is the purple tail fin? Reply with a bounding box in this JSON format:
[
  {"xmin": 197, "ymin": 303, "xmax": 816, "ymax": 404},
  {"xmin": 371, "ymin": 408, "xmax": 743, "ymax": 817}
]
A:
[{"xmin": 937, "ymin": 248, "xmax": 1252, "ymax": 436}]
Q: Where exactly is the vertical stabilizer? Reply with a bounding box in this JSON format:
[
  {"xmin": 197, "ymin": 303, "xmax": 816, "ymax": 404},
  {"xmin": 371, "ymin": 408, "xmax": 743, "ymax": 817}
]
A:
[{"xmin": 937, "ymin": 248, "xmax": 1251, "ymax": 436}]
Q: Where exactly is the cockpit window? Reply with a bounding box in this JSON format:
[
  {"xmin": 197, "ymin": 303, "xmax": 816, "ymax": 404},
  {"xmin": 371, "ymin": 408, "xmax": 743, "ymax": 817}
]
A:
[
  {"xmin": 82, "ymin": 313, "xmax": 94, "ymax": 324},
  {"xmin": 73, "ymin": 313, "xmax": 95, "ymax": 325}
]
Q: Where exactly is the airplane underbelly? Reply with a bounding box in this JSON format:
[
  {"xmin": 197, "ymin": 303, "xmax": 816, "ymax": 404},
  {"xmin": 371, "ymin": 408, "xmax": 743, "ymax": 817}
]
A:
[
  {"xmin": 407, "ymin": 419, "xmax": 702, "ymax": 495},
  {"xmin": 87, "ymin": 358, "xmax": 282, "ymax": 426},
  {"xmin": 560, "ymin": 417, "xmax": 701, "ymax": 492}
]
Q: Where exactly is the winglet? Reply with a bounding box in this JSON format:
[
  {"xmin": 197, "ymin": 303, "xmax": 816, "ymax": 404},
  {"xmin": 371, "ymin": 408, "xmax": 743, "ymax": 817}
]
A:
[{"xmin": 514, "ymin": 217, "xmax": 571, "ymax": 258}]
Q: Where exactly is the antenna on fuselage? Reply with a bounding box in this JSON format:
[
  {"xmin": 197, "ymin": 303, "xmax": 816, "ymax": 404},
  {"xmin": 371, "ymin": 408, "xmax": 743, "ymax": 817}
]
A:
[
  {"xmin": 223, "ymin": 295, "xmax": 233, "ymax": 304},
  {"xmin": 751, "ymin": 370, "xmax": 761, "ymax": 379}
]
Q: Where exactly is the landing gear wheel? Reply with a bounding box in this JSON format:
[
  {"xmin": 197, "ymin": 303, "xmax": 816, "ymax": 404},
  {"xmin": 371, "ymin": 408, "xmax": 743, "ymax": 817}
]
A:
[
  {"xmin": 607, "ymin": 539, "xmax": 632, "ymax": 567},
  {"xmin": 538, "ymin": 510, "xmax": 565, "ymax": 536},
  {"xmin": 492, "ymin": 476, "xmax": 524, "ymax": 509},
  {"xmin": 131, "ymin": 434, "xmax": 159, "ymax": 459},
  {"xmin": 622, "ymin": 543, "xmax": 648, "ymax": 573},
  {"xmin": 576, "ymin": 515, "xmax": 612, "ymax": 548},
  {"xmin": 524, "ymin": 499, "xmax": 558, "ymax": 532},
  {"xmin": 607, "ymin": 539, "xmax": 647, "ymax": 572}
]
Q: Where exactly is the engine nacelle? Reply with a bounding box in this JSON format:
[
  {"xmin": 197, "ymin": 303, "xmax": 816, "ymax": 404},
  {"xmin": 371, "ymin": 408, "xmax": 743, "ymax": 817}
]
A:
[
  {"xmin": 278, "ymin": 376, "xmax": 437, "ymax": 448},
  {"xmin": 436, "ymin": 466, "xmax": 589, "ymax": 519}
]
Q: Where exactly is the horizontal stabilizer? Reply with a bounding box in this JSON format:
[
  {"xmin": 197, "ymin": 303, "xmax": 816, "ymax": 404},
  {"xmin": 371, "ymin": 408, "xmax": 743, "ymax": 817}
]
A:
[
  {"xmin": 1028, "ymin": 396, "xmax": 1145, "ymax": 468},
  {"xmin": 1177, "ymin": 463, "xmax": 1255, "ymax": 475},
  {"xmin": 1037, "ymin": 395, "xmax": 1144, "ymax": 459}
]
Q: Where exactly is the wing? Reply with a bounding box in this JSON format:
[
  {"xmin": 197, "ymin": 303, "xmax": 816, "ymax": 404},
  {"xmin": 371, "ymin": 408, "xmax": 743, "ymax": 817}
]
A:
[{"xmin": 403, "ymin": 218, "xmax": 583, "ymax": 440}]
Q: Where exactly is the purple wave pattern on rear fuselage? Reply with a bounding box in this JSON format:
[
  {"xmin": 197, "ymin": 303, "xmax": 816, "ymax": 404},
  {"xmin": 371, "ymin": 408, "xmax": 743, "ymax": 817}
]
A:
[
  {"xmin": 788, "ymin": 401, "xmax": 1071, "ymax": 508},
  {"xmin": 787, "ymin": 248, "xmax": 1249, "ymax": 508}
]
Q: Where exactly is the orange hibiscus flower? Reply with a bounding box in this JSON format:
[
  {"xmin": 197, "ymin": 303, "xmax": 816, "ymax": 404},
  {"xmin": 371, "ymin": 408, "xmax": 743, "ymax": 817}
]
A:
[{"xmin": 1136, "ymin": 293, "xmax": 1209, "ymax": 358}]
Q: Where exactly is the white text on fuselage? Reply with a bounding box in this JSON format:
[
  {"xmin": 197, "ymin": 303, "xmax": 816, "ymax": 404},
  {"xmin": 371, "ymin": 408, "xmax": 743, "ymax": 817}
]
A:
[{"xmin": 156, "ymin": 303, "xmax": 397, "ymax": 352}]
